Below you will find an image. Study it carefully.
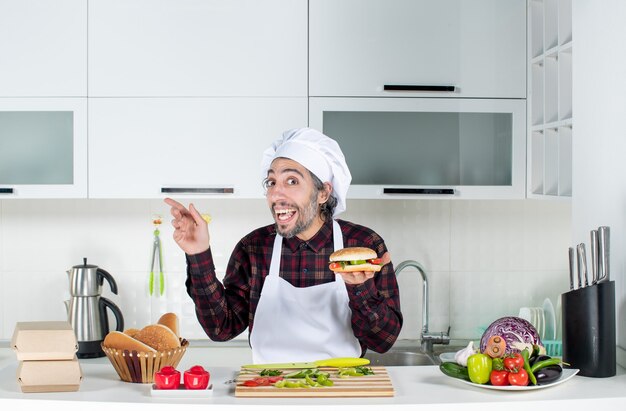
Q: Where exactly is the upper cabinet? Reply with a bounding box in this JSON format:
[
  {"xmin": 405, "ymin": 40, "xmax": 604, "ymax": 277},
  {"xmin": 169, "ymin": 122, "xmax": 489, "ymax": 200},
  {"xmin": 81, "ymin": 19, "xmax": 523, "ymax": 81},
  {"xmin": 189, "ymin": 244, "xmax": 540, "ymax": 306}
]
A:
[
  {"xmin": 309, "ymin": 0, "xmax": 527, "ymax": 98},
  {"xmin": 88, "ymin": 0, "xmax": 307, "ymax": 97},
  {"xmin": 0, "ymin": 0, "xmax": 87, "ymax": 97},
  {"xmin": 88, "ymin": 98, "xmax": 307, "ymax": 198},
  {"xmin": 0, "ymin": 98, "xmax": 88, "ymax": 198}
]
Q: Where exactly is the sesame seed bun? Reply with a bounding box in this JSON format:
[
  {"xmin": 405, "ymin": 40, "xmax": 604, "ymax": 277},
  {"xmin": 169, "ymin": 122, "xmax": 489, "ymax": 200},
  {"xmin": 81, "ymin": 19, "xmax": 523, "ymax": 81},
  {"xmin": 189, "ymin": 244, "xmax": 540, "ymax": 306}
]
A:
[{"xmin": 133, "ymin": 324, "xmax": 181, "ymax": 351}]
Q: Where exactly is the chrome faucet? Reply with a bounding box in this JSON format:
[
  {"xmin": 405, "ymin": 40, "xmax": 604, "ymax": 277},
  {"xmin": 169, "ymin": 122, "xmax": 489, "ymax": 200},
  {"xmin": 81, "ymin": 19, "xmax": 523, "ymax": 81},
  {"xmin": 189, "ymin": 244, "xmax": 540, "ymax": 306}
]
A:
[{"xmin": 395, "ymin": 260, "xmax": 450, "ymax": 353}]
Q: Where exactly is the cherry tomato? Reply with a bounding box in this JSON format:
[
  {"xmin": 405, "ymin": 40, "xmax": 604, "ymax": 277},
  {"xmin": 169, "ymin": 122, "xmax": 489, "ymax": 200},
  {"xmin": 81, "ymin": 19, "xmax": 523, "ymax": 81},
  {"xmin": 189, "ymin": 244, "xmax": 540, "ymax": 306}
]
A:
[
  {"xmin": 489, "ymin": 370, "xmax": 509, "ymax": 386},
  {"xmin": 242, "ymin": 376, "xmax": 276, "ymax": 387},
  {"xmin": 503, "ymin": 353, "xmax": 524, "ymax": 371},
  {"xmin": 508, "ymin": 369, "xmax": 529, "ymax": 386},
  {"xmin": 153, "ymin": 366, "xmax": 181, "ymax": 390},
  {"xmin": 268, "ymin": 376, "xmax": 284, "ymax": 383},
  {"xmin": 369, "ymin": 258, "xmax": 383, "ymax": 265},
  {"xmin": 183, "ymin": 365, "xmax": 210, "ymax": 390},
  {"xmin": 243, "ymin": 380, "xmax": 259, "ymax": 387}
]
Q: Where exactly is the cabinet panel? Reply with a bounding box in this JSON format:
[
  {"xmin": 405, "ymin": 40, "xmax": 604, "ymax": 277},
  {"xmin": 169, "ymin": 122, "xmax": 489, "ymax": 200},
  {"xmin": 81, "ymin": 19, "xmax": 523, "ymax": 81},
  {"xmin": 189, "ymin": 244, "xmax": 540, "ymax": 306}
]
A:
[
  {"xmin": 88, "ymin": 0, "xmax": 307, "ymax": 97},
  {"xmin": 0, "ymin": 98, "xmax": 88, "ymax": 198},
  {"xmin": 0, "ymin": 0, "xmax": 87, "ymax": 97},
  {"xmin": 310, "ymin": 98, "xmax": 526, "ymax": 199},
  {"xmin": 88, "ymin": 98, "xmax": 308, "ymax": 198},
  {"xmin": 310, "ymin": 0, "xmax": 526, "ymax": 98}
]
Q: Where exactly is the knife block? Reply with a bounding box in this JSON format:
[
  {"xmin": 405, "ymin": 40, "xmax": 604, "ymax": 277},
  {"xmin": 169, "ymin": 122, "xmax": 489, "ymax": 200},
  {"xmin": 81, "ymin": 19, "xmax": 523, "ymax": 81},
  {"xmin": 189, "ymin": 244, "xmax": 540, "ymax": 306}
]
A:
[{"xmin": 561, "ymin": 281, "xmax": 616, "ymax": 377}]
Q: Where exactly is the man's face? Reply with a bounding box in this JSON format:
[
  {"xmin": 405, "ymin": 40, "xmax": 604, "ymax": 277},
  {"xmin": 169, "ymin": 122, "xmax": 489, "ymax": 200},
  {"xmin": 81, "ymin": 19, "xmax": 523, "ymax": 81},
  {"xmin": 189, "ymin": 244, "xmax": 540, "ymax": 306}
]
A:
[{"xmin": 265, "ymin": 158, "xmax": 326, "ymax": 240}]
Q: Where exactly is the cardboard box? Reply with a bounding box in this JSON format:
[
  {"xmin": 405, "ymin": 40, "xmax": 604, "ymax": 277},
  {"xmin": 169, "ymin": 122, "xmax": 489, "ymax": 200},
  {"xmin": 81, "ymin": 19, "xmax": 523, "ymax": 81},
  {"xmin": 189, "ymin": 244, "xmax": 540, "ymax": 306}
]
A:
[
  {"xmin": 12, "ymin": 321, "xmax": 78, "ymax": 361},
  {"xmin": 17, "ymin": 357, "xmax": 83, "ymax": 393}
]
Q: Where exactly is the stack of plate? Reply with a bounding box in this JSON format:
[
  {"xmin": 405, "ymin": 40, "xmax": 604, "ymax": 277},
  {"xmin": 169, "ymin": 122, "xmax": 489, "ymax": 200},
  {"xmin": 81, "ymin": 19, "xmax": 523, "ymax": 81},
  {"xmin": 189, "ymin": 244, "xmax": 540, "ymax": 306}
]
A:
[{"xmin": 518, "ymin": 298, "xmax": 561, "ymax": 356}]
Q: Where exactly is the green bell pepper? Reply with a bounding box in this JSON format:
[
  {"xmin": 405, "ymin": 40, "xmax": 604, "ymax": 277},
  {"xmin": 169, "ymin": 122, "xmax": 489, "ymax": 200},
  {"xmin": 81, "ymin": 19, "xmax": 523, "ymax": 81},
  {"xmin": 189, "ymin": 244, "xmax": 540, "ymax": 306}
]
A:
[{"xmin": 467, "ymin": 353, "xmax": 493, "ymax": 384}]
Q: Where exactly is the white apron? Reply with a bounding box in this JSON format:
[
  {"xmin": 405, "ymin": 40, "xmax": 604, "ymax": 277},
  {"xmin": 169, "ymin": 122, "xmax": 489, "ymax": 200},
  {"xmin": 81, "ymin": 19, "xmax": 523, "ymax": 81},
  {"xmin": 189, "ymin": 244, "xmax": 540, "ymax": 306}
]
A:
[{"xmin": 250, "ymin": 221, "xmax": 362, "ymax": 363}]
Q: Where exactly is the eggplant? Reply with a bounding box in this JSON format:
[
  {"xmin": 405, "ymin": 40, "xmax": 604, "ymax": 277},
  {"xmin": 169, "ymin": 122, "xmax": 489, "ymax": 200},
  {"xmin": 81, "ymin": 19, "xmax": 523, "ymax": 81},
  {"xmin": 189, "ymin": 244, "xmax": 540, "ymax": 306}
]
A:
[
  {"xmin": 530, "ymin": 355, "xmax": 551, "ymax": 367},
  {"xmin": 534, "ymin": 364, "xmax": 563, "ymax": 385}
]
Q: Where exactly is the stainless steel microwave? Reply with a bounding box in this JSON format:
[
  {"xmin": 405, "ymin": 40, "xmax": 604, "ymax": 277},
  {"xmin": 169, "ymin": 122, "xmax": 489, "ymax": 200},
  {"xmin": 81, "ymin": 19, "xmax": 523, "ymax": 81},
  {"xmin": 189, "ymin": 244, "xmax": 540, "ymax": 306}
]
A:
[{"xmin": 309, "ymin": 97, "xmax": 526, "ymax": 199}]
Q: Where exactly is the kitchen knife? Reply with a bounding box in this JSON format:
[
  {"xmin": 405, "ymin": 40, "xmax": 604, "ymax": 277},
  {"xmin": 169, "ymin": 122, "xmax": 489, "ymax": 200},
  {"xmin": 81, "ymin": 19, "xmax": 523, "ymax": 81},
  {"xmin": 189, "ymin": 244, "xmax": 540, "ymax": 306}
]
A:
[
  {"xmin": 242, "ymin": 357, "xmax": 370, "ymax": 369},
  {"xmin": 578, "ymin": 243, "xmax": 589, "ymax": 287},
  {"xmin": 590, "ymin": 230, "xmax": 599, "ymax": 284},
  {"xmin": 597, "ymin": 226, "xmax": 610, "ymax": 282},
  {"xmin": 568, "ymin": 247, "xmax": 575, "ymax": 290},
  {"xmin": 576, "ymin": 243, "xmax": 586, "ymax": 288}
]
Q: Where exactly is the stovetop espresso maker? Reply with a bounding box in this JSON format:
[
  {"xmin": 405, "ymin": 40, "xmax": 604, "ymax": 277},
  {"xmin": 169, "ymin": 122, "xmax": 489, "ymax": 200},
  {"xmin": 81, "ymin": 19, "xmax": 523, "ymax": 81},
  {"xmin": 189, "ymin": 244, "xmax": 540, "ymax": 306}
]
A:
[{"xmin": 65, "ymin": 258, "xmax": 124, "ymax": 358}]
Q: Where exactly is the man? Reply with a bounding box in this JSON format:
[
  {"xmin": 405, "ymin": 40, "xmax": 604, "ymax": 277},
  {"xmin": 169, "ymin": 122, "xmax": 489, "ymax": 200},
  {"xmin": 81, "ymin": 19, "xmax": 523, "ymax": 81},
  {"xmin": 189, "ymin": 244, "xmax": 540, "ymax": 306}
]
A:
[{"xmin": 165, "ymin": 128, "xmax": 402, "ymax": 363}]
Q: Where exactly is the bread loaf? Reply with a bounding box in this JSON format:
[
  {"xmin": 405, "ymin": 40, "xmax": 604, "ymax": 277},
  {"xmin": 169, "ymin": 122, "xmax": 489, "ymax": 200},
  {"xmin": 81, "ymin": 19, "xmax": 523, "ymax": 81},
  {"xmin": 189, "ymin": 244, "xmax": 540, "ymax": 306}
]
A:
[
  {"xmin": 134, "ymin": 324, "xmax": 180, "ymax": 351},
  {"xmin": 157, "ymin": 313, "xmax": 180, "ymax": 338},
  {"xmin": 103, "ymin": 331, "xmax": 156, "ymax": 353},
  {"xmin": 123, "ymin": 328, "xmax": 140, "ymax": 338}
]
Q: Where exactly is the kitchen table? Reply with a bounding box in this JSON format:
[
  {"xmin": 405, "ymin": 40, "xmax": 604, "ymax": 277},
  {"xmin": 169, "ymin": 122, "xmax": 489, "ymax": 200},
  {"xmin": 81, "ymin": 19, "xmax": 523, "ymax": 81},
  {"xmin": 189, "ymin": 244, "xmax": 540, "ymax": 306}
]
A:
[{"xmin": 0, "ymin": 344, "xmax": 625, "ymax": 411}]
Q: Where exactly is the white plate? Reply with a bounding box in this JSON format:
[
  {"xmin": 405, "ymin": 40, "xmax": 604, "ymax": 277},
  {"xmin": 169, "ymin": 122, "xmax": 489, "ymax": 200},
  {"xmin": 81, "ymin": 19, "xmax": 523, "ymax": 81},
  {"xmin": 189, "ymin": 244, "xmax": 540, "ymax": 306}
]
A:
[
  {"xmin": 448, "ymin": 369, "xmax": 579, "ymax": 391},
  {"xmin": 439, "ymin": 352, "xmax": 456, "ymax": 363},
  {"xmin": 150, "ymin": 384, "xmax": 213, "ymax": 398},
  {"xmin": 543, "ymin": 298, "xmax": 557, "ymax": 340}
]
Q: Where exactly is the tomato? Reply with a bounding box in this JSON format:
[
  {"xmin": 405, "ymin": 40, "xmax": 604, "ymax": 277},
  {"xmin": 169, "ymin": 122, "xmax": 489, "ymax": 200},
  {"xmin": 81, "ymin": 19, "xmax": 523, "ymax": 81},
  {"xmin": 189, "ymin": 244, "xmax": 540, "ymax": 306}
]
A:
[
  {"xmin": 503, "ymin": 353, "xmax": 524, "ymax": 371},
  {"xmin": 242, "ymin": 376, "xmax": 277, "ymax": 387},
  {"xmin": 153, "ymin": 366, "xmax": 181, "ymax": 390},
  {"xmin": 369, "ymin": 258, "xmax": 383, "ymax": 265},
  {"xmin": 489, "ymin": 370, "xmax": 509, "ymax": 386},
  {"xmin": 467, "ymin": 353, "xmax": 493, "ymax": 384},
  {"xmin": 508, "ymin": 369, "xmax": 529, "ymax": 386},
  {"xmin": 183, "ymin": 365, "xmax": 210, "ymax": 390}
]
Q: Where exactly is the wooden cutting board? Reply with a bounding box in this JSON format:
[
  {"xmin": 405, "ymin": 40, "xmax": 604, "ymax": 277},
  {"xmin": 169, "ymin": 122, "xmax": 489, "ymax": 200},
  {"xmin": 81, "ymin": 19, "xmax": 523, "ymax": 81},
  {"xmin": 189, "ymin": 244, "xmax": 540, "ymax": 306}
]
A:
[{"xmin": 235, "ymin": 366, "xmax": 394, "ymax": 398}]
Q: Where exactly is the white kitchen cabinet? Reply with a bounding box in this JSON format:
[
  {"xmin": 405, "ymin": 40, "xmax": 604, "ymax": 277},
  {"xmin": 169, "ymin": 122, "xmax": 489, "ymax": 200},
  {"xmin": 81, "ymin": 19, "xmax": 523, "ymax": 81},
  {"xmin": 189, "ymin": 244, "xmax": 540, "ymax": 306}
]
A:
[
  {"xmin": 310, "ymin": 98, "xmax": 526, "ymax": 199},
  {"xmin": 88, "ymin": 0, "xmax": 307, "ymax": 97},
  {"xmin": 309, "ymin": 0, "xmax": 526, "ymax": 98},
  {"xmin": 0, "ymin": 0, "xmax": 87, "ymax": 97},
  {"xmin": 527, "ymin": 0, "xmax": 572, "ymax": 198},
  {"xmin": 88, "ymin": 98, "xmax": 307, "ymax": 198},
  {"xmin": 0, "ymin": 98, "xmax": 88, "ymax": 198}
]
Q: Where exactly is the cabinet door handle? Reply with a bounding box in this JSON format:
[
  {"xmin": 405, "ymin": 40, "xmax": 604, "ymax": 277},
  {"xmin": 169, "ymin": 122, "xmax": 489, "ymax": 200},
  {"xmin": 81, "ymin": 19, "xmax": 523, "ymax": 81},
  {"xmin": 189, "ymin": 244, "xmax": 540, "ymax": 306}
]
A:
[
  {"xmin": 383, "ymin": 188, "xmax": 455, "ymax": 195},
  {"xmin": 0, "ymin": 188, "xmax": 14, "ymax": 194},
  {"xmin": 383, "ymin": 85, "xmax": 456, "ymax": 92},
  {"xmin": 161, "ymin": 187, "xmax": 234, "ymax": 194}
]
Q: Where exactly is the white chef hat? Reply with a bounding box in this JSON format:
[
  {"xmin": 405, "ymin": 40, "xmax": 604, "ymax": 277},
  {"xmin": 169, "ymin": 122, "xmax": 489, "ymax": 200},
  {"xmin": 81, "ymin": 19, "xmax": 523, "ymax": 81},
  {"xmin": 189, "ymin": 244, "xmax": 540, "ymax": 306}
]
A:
[{"xmin": 261, "ymin": 128, "xmax": 352, "ymax": 216}]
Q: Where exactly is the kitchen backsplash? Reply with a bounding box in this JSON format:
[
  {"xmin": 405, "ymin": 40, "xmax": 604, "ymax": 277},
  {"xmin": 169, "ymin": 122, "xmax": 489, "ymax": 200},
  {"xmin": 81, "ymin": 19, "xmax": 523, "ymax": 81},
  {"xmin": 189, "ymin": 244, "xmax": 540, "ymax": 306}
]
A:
[{"xmin": 0, "ymin": 199, "xmax": 571, "ymax": 342}]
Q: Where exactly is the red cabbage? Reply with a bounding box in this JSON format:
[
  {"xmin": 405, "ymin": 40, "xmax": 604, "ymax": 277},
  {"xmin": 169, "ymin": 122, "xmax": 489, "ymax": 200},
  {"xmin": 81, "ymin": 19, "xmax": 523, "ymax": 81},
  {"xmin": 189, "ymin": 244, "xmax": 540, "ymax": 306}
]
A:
[{"xmin": 480, "ymin": 316, "xmax": 542, "ymax": 355}]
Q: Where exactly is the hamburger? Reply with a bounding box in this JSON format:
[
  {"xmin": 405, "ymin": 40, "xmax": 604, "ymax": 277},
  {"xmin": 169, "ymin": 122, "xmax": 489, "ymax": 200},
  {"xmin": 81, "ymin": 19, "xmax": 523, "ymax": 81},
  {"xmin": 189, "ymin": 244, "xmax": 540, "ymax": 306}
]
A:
[{"xmin": 328, "ymin": 247, "xmax": 384, "ymax": 273}]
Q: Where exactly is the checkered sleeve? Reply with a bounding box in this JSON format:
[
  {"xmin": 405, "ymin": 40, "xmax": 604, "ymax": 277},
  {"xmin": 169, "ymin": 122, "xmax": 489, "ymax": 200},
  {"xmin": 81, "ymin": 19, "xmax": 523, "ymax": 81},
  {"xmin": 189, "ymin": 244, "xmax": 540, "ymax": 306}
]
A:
[{"xmin": 185, "ymin": 245, "xmax": 251, "ymax": 341}]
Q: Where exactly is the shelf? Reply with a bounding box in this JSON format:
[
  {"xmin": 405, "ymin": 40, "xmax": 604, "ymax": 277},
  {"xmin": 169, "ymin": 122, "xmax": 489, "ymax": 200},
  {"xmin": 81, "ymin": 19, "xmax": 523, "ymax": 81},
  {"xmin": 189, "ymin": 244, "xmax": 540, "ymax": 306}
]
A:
[{"xmin": 527, "ymin": 0, "xmax": 572, "ymax": 199}]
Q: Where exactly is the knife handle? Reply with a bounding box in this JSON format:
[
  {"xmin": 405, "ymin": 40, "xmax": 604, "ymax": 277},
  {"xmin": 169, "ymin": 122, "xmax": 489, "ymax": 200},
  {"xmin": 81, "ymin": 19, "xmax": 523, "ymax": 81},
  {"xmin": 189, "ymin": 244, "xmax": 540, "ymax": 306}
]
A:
[
  {"xmin": 598, "ymin": 226, "xmax": 610, "ymax": 282},
  {"xmin": 590, "ymin": 230, "xmax": 599, "ymax": 284},
  {"xmin": 568, "ymin": 247, "xmax": 575, "ymax": 290},
  {"xmin": 576, "ymin": 244, "xmax": 585, "ymax": 289},
  {"xmin": 316, "ymin": 358, "xmax": 371, "ymax": 368}
]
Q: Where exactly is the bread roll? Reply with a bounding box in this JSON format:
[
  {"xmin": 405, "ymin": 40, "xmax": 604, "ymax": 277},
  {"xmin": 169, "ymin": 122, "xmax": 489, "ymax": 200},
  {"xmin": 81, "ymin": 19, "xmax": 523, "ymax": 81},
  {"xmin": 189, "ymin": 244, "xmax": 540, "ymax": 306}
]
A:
[
  {"xmin": 157, "ymin": 313, "xmax": 180, "ymax": 338},
  {"xmin": 123, "ymin": 328, "xmax": 141, "ymax": 338},
  {"xmin": 103, "ymin": 331, "xmax": 156, "ymax": 352},
  {"xmin": 134, "ymin": 324, "xmax": 181, "ymax": 351}
]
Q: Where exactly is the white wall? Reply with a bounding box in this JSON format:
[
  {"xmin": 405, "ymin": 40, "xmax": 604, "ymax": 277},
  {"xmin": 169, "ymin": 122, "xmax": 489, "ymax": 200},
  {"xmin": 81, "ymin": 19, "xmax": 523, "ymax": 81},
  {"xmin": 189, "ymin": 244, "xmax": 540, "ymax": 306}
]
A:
[
  {"xmin": 0, "ymin": 199, "xmax": 570, "ymax": 343},
  {"xmin": 573, "ymin": 0, "xmax": 626, "ymax": 366}
]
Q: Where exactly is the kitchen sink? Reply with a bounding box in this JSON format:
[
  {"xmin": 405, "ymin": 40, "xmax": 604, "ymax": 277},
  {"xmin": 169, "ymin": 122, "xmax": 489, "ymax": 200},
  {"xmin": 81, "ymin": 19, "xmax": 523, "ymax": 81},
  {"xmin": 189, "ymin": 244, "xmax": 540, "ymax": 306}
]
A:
[
  {"xmin": 363, "ymin": 343, "xmax": 465, "ymax": 367},
  {"xmin": 364, "ymin": 350, "xmax": 438, "ymax": 366}
]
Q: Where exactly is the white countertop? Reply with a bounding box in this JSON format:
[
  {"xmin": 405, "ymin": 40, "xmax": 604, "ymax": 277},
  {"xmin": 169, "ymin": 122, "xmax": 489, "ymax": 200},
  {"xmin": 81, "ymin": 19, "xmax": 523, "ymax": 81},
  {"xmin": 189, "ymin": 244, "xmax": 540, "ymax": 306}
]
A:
[{"xmin": 1, "ymin": 345, "xmax": 625, "ymax": 411}]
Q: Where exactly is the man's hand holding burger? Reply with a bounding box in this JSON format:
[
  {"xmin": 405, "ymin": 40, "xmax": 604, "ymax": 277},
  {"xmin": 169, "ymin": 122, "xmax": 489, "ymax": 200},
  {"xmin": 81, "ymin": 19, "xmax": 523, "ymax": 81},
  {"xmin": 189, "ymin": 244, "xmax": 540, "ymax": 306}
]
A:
[{"xmin": 328, "ymin": 247, "xmax": 391, "ymax": 285}]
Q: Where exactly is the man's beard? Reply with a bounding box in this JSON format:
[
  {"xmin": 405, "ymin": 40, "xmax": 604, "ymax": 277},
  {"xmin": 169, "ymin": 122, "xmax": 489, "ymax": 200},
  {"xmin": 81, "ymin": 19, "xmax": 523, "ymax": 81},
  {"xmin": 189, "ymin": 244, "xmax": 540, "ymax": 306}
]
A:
[{"xmin": 274, "ymin": 190, "xmax": 319, "ymax": 239}]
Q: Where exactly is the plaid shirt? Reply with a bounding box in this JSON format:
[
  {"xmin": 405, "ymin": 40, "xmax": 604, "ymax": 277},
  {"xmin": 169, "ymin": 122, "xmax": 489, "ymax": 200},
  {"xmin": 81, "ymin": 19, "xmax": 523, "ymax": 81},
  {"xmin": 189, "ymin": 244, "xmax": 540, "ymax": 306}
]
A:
[{"xmin": 185, "ymin": 218, "xmax": 402, "ymax": 355}]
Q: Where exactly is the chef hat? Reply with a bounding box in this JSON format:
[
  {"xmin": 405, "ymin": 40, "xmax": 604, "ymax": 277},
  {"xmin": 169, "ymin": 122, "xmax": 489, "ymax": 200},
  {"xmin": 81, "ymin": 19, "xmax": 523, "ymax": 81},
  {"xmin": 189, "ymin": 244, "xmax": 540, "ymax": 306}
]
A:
[{"xmin": 261, "ymin": 128, "xmax": 352, "ymax": 216}]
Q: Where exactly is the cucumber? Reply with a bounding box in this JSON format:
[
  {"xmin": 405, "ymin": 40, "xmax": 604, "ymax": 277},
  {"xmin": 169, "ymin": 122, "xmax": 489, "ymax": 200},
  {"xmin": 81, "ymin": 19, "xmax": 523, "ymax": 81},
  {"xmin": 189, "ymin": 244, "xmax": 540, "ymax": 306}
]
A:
[{"xmin": 439, "ymin": 362, "xmax": 471, "ymax": 381}]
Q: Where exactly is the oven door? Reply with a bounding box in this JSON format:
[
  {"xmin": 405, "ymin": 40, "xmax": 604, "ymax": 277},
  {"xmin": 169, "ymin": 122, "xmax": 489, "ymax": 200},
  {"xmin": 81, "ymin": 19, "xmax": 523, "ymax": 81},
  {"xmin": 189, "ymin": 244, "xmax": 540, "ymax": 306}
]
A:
[{"xmin": 309, "ymin": 97, "xmax": 526, "ymax": 199}]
